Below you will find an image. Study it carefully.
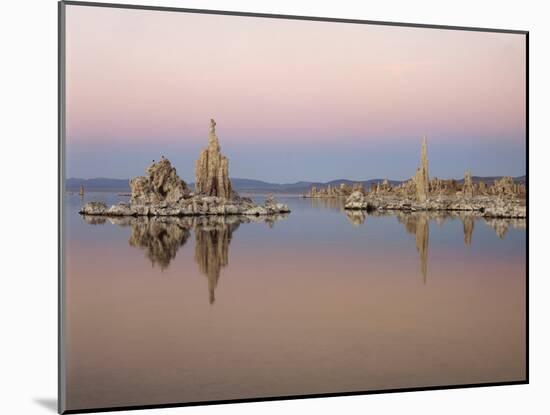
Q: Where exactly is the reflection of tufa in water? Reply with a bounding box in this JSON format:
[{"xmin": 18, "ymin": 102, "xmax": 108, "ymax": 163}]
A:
[
  {"xmin": 82, "ymin": 215, "xmax": 106, "ymax": 225},
  {"xmin": 461, "ymin": 216, "xmax": 475, "ymax": 246},
  {"xmin": 348, "ymin": 209, "xmax": 525, "ymax": 283},
  {"xmin": 397, "ymin": 213, "xmax": 429, "ymax": 284},
  {"xmin": 86, "ymin": 213, "xmax": 288, "ymax": 304},
  {"xmin": 193, "ymin": 217, "xmax": 240, "ymax": 304},
  {"xmin": 346, "ymin": 210, "xmax": 366, "ymax": 226},
  {"xmin": 484, "ymin": 217, "xmax": 525, "ymax": 239},
  {"xmin": 128, "ymin": 217, "xmax": 191, "ymax": 270},
  {"xmin": 310, "ymin": 196, "xmax": 347, "ymax": 212}
]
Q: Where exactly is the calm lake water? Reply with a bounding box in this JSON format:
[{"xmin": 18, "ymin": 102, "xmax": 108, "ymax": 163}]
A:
[{"xmin": 64, "ymin": 192, "xmax": 526, "ymax": 411}]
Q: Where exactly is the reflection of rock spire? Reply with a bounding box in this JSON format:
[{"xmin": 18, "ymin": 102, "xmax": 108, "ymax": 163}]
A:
[
  {"xmin": 112, "ymin": 214, "xmax": 289, "ymax": 304},
  {"xmin": 346, "ymin": 210, "xmax": 366, "ymax": 226},
  {"xmin": 193, "ymin": 217, "xmax": 240, "ymax": 304},
  {"xmin": 484, "ymin": 218, "xmax": 510, "ymax": 239},
  {"xmin": 128, "ymin": 218, "xmax": 191, "ymax": 270},
  {"xmin": 461, "ymin": 215, "xmax": 475, "ymax": 246},
  {"xmin": 415, "ymin": 215, "xmax": 429, "ymax": 284},
  {"xmin": 398, "ymin": 213, "xmax": 429, "ymax": 284}
]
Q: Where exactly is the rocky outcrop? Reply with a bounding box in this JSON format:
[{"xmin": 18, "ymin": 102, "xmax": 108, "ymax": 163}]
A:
[
  {"xmin": 481, "ymin": 198, "xmax": 526, "ymax": 218},
  {"xmin": 340, "ymin": 183, "xmax": 352, "ymax": 194},
  {"xmin": 80, "ymin": 193, "xmax": 290, "ymax": 217},
  {"xmin": 489, "ymin": 176, "xmax": 526, "ymax": 198},
  {"xmin": 345, "ymin": 193, "xmax": 525, "ymax": 218},
  {"xmin": 342, "ymin": 138, "xmax": 526, "ymax": 218},
  {"xmin": 194, "ymin": 119, "xmax": 232, "ymax": 199},
  {"xmin": 393, "ymin": 179, "xmax": 416, "ymax": 197},
  {"xmin": 303, "ymin": 182, "xmax": 360, "ymax": 198},
  {"xmin": 130, "ymin": 158, "xmax": 190, "ymax": 204},
  {"xmin": 80, "ymin": 119, "xmax": 290, "ymax": 217},
  {"xmin": 344, "ymin": 191, "xmax": 371, "ymax": 210},
  {"xmin": 478, "ymin": 181, "xmax": 488, "ymax": 195},
  {"xmin": 79, "ymin": 201, "xmax": 107, "ymax": 215},
  {"xmin": 430, "ymin": 177, "xmax": 459, "ymax": 196},
  {"xmin": 374, "ymin": 179, "xmax": 393, "ymax": 195}
]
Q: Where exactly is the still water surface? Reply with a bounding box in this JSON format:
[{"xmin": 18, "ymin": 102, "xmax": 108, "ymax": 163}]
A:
[{"xmin": 65, "ymin": 192, "xmax": 526, "ymax": 411}]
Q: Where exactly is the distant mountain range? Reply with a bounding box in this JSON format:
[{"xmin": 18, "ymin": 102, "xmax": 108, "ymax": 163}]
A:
[{"xmin": 65, "ymin": 175, "xmax": 526, "ymax": 194}]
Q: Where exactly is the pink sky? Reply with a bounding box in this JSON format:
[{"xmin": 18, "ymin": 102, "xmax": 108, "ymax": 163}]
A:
[
  {"xmin": 66, "ymin": 5, "xmax": 525, "ymax": 144},
  {"xmin": 64, "ymin": 4, "xmax": 526, "ymax": 181}
]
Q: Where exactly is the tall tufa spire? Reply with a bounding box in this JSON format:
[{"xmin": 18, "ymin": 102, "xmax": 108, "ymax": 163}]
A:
[
  {"xmin": 207, "ymin": 118, "xmax": 220, "ymax": 151},
  {"xmin": 421, "ymin": 136, "xmax": 429, "ymax": 181},
  {"xmin": 414, "ymin": 136, "xmax": 430, "ymax": 202},
  {"xmin": 195, "ymin": 118, "xmax": 232, "ymax": 199},
  {"xmin": 463, "ymin": 170, "xmax": 474, "ymax": 198}
]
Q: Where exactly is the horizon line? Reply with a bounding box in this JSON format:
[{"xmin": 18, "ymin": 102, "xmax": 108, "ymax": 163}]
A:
[{"xmin": 66, "ymin": 173, "xmax": 527, "ymax": 185}]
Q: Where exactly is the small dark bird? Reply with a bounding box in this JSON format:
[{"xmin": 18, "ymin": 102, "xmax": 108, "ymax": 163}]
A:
[{"xmin": 152, "ymin": 159, "xmax": 155, "ymax": 163}]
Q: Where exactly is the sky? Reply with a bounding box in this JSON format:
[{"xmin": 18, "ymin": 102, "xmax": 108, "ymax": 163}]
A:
[{"xmin": 65, "ymin": 4, "xmax": 526, "ymax": 183}]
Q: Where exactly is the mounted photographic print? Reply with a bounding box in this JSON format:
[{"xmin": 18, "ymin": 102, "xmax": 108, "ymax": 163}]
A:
[{"xmin": 59, "ymin": 1, "xmax": 528, "ymax": 413}]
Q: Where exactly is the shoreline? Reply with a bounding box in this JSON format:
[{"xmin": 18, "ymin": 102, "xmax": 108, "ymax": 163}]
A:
[
  {"xmin": 343, "ymin": 194, "xmax": 526, "ymax": 219},
  {"xmin": 79, "ymin": 195, "xmax": 291, "ymax": 218}
]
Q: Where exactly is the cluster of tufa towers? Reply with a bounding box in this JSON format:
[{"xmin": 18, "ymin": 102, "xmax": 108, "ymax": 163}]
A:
[{"xmin": 129, "ymin": 118, "xmax": 234, "ymax": 204}]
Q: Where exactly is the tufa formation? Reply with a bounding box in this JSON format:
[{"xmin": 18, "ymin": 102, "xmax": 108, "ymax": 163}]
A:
[
  {"xmin": 130, "ymin": 158, "xmax": 190, "ymax": 204},
  {"xmin": 195, "ymin": 119, "xmax": 232, "ymax": 199},
  {"xmin": 343, "ymin": 137, "xmax": 526, "ymax": 218},
  {"xmin": 80, "ymin": 119, "xmax": 290, "ymax": 217},
  {"xmin": 413, "ymin": 136, "xmax": 430, "ymax": 202}
]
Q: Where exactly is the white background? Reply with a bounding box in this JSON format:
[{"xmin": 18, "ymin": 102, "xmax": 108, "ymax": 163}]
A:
[{"xmin": 0, "ymin": 0, "xmax": 546, "ymax": 414}]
